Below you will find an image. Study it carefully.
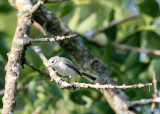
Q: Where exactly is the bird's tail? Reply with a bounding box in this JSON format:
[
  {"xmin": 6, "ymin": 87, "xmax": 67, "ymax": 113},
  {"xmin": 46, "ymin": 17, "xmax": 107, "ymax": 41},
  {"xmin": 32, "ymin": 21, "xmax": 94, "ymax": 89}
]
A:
[{"xmin": 80, "ymin": 70, "xmax": 98, "ymax": 82}]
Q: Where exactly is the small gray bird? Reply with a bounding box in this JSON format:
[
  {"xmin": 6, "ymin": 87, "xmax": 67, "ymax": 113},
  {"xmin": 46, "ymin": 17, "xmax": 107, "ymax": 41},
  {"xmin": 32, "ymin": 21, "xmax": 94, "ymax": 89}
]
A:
[{"xmin": 47, "ymin": 56, "xmax": 98, "ymax": 82}]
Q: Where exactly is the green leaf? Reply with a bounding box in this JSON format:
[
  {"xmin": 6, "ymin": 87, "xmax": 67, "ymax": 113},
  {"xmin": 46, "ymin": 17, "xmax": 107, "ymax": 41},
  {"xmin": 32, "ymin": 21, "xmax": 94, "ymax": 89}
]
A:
[
  {"xmin": 145, "ymin": 31, "xmax": 160, "ymax": 49},
  {"xmin": 0, "ymin": 2, "xmax": 13, "ymax": 13},
  {"xmin": 60, "ymin": 2, "xmax": 74, "ymax": 18},
  {"xmin": 68, "ymin": 7, "xmax": 81, "ymax": 30},
  {"xmin": 28, "ymin": 81, "xmax": 37, "ymax": 105},
  {"xmin": 102, "ymin": 44, "xmax": 114, "ymax": 64},
  {"xmin": 0, "ymin": 66, "xmax": 5, "ymax": 88},
  {"xmin": 139, "ymin": 0, "xmax": 159, "ymax": 17},
  {"xmin": 121, "ymin": 52, "xmax": 139, "ymax": 71},
  {"xmin": 47, "ymin": 83, "xmax": 63, "ymax": 98},
  {"xmin": 76, "ymin": 12, "xmax": 97, "ymax": 33},
  {"xmin": 69, "ymin": 91, "xmax": 87, "ymax": 105},
  {"xmin": 88, "ymin": 101, "xmax": 114, "ymax": 114},
  {"xmin": 0, "ymin": 32, "xmax": 9, "ymax": 60},
  {"xmin": 147, "ymin": 58, "xmax": 160, "ymax": 78},
  {"xmin": 104, "ymin": 9, "xmax": 117, "ymax": 43}
]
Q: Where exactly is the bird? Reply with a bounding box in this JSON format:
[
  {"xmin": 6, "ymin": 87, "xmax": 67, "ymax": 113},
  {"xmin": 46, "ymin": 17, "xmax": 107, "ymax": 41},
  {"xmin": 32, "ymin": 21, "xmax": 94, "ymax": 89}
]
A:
[{"xmin": 47, "ymin": 56, "xmax": 98, "ymax": 82}]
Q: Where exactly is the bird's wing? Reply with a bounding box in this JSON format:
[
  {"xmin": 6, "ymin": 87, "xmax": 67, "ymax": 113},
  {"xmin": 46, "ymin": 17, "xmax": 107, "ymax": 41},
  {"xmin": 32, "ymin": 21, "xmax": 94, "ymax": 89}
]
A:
[{"xmin": 61, "ymin": 58, "xmax": 82, "ymax": 76}]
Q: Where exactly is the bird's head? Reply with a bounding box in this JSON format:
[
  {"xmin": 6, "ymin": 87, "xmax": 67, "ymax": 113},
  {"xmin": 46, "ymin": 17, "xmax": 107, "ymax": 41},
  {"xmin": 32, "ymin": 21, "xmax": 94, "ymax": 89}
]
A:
[{"xmin": 47, "ymin": 56, "xmax": 60, "ymax": 68}]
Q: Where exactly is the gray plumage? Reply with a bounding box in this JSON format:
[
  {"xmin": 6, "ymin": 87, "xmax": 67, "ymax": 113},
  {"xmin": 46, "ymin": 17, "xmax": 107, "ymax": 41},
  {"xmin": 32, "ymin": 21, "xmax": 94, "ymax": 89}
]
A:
[{"xmin": 47, "ymin": 56, "xmax": 98, "ymax": 82}]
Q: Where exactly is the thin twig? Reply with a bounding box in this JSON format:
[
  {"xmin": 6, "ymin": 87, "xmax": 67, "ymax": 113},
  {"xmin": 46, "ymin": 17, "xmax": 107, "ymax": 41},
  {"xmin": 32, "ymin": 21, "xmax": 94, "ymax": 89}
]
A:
[
  {"xmin": 25, "ymin": 34, "xmax": 77, "ymax": 44},
  {"xmin": 128, "ymin": 97, "xmax": 160, "ymax": 107},
  {"xmin": 25, "ymin": 60, "xmax": 50, "ymax": 77},
  {"xmin": 151, "ymin": 72, "xmax": 159, "ymax": 113},
  {"xmin": 0, "ymin": 82, "xmax": 152, "ymax": 96},
  {"xmin": 32, "ymin": 106, "xmax": 42, "ymax": 114},
  {"xmin": 152, "ymin": 72, "xmax": 158, "ymax": 98},
  {"xmin": 29, "ymin": 1, "xmax": 44, "ymax": 15},
  {"xmin": 33, "ymin": 22, "xmax": 47, "ymax": 35},
  {"xmin": 31, "ymin": 45, "xmax": 59, "ymax": 82},
  {"xmin": 115, "ymin": 31, "xmax": 140, "ymax": 44},
  {"xmin": 89, "ymin": 15, "xmax": 141, "ymax": 37},
  {"xmin": 61, "ymin": 82, "xmax": 152, "ymax": 90},
  {"xmin": 87, "ymin": 39, "xmax": 160, "ymax": 56},
  {"xmin": 114, "ymin": 44, "xmax": 160, "ymax": 56},
  {"xmin": 86, "ymin": 38, "xmax": 160, "ymax": 56}
]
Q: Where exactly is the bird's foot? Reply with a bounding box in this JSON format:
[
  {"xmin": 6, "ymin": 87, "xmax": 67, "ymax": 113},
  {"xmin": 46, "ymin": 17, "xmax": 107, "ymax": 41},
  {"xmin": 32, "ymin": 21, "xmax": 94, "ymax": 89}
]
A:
[{"xmin": 65, "ymin": 75, "xmax": 71, "ymax": 83}]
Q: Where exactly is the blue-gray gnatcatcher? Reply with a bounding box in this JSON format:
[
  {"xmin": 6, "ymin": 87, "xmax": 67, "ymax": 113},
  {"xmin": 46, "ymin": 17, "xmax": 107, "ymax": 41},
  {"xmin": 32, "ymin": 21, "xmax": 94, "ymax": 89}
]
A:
[{"xmin": 47, "ymin": 56, "xmax": 98, "ymax": 82}]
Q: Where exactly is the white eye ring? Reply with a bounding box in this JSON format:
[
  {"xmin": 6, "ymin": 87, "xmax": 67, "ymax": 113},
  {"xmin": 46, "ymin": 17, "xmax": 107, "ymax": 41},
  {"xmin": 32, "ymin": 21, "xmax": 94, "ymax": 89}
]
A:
[{"xmin": 52, "ymin": 61, "xmax": 54, "ymax": 63}]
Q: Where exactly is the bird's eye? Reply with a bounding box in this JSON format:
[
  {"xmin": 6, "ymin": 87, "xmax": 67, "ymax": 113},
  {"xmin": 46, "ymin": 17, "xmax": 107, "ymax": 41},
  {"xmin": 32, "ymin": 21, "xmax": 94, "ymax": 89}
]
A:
[{"xmin": 52, "ymin": 61, "xmax": 54, "ymax": 63}]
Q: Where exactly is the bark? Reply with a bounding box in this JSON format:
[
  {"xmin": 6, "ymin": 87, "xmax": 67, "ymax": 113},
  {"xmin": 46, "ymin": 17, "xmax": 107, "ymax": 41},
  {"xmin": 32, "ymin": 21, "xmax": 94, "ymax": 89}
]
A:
[{"xmin": 2, "ymin": 13, "xmax": 32, "ymax": 113}]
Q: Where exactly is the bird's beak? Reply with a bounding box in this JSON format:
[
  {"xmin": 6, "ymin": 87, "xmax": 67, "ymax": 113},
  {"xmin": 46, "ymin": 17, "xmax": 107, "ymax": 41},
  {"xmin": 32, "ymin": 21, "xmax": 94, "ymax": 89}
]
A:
[{"xmin": 46, "ymin": 64, "xmax": 50, "ymax": 68}]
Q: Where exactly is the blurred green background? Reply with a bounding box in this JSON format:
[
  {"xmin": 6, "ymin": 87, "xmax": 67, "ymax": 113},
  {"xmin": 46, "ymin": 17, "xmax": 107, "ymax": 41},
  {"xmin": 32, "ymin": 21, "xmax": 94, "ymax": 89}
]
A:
[{"xmin": 0, "ymin": 0, "xmax": 160, "ymax": 113}]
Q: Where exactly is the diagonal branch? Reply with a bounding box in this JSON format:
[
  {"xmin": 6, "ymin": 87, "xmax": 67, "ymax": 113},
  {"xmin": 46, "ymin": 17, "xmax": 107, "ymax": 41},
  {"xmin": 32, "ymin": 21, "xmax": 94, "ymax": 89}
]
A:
[
  {"xmin": 128, "ymin": 97, "xmax": 160, "ymax": 107},
  {"xmin": 114, "ymin": 44, "xmax": 160, "ymax": 56},
  {"xmin": 31, "ymin": 45, "xmax": 65, "ymax": 85},
  {"xmin": 29, "ymin": 1, "xmax": 44, "ymax": 14},
  {"xmin": 33, "ymin": 22, "xmax": 47, "ymax": 35},
  {"xmin": 89, "ymin": 15, "xmax": 141, "ymax": 38},
  {"xmin": 24, "ymin": 60, "xmax": 50, "ymax": 77}
]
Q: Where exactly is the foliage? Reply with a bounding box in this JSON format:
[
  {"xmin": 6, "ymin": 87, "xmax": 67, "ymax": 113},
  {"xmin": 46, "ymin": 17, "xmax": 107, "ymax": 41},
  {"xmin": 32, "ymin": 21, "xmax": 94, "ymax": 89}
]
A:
[{"xmin": 0, "ymin": 0, "xmax": 160, "ymax": 113}]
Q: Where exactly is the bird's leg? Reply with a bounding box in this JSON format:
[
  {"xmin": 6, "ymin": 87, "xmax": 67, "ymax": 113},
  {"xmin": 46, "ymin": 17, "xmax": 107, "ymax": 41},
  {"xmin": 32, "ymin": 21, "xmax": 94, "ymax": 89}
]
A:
[
  {"xmin": 54, "ymin": 71, "xmax": 65, "ymax": 81},
  {"xmin": 65, "ymin": 75, "xmax": 72, "ymax": 82}
]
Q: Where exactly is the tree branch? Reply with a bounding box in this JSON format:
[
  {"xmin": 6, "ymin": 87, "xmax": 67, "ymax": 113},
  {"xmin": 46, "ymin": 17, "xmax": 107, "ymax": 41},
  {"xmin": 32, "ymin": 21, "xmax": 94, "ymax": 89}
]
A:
[
  {"xmin": 33, "ymin": 22, "xmax": 47, "ymax": 35},
  {"xmin": 25, "ymin": 34, "xmax": 77, "ymax": 44},
  {"xmin": 86, "ymin": 39, "xmax": 160, "ymax": 56},
  {"xmin": 24, "ymin": 60, "xmax": 50, "ymax": 77},
  {"xmin": 128, "ymin": 97, "xmax": 160, "ymax": 107},
  {"xmin": 151, "ymin": 72, "xmax": 159, "ymax": 113},
  {"xmin": 0, "ymin": 81, "xmax": 152, "ymax": 96},
  {"xmin": 32, "ymin": 106, "xmax": 42, "ymax": 114},
  {"xmin": 61, "ymin": 82, "xmax": 152, "ymax": 90},
  {"xmin": 2, "ymin": 11, "xmax": 32, "ymax": 114},
  {"xmin": 29, "ymin": 1, "xmax": 44, "ymax": 15},
  {"xmin": 31, "ymin": 45, "xmax": 58, "ymax": 80},
  {"xmin": 89, "ymin": 15, "xmax": 141, "ymax": 38},
  {"xmin": 2, "ymin": 1, "xmax": 42, "ymax": 114},
  {"xmin": 114, "ymin": 44, "xmax": 160, "ymax": 56}
]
